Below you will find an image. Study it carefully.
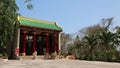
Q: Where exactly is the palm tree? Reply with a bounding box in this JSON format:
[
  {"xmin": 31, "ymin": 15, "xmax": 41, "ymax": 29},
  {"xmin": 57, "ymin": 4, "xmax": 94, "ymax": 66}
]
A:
[
  {"xmin": 98, "ymin": 31, "xmax": 118, "ymax": 61},
  {"xmin": 83, "ymin": 34, "xmax": 97, "ymax": 60},
  {"xmin": 98, "ymin": 31, "xmax": 117, "ymax": 49}
]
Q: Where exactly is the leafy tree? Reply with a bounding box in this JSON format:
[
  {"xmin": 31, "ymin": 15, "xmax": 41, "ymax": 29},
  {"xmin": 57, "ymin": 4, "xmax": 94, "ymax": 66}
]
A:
[
  {"xmin": 101, "ymin": 18, "xmax": 113, "ymax": 32},
  {"xmin": 70, "ymin": 18, "xmax": 120, "ymax": 62},
  {"xmin": 0, "ymin": 0, "xmax": 32, "ymax": 59},
  {"xmin": 0, "ymin": 0, "xmax": 19, "ymax": 58},
  {"xmin": 73, "ymin": 40, "xmax": 89, "ymax": 59},
  {"xmin": 24, "ymin": 0, "xmax": 33, "ymax": 10},
  {"xmin": 115, "ymin": 26, "xmax": 120, "ymax": 34},
  {"xmin": 60, "ymin": 33, "xmax": 73, "ymax": 56}
]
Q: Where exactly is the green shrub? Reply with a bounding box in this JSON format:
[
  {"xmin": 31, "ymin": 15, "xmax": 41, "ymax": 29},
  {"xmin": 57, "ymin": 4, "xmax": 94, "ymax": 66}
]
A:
[{"xmin": 0, "ymin": 53, "xmax": 3, "ymax": 58}]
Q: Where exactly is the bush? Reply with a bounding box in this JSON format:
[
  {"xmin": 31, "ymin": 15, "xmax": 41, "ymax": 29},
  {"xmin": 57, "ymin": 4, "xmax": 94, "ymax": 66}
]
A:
[
  {"xmin": 0, "ymin": 53, "xmax": 3, "ymax": 58},
  {"xmin": 0, "ymin": 53, "xmax": 8, "ymax": 59}
]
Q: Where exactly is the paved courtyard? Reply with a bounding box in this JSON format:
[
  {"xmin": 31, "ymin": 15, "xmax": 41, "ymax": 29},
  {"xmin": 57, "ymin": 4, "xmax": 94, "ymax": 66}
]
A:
[{"xmin": 0, "ymin": 59, "xmax": 120, "ymax": 68}]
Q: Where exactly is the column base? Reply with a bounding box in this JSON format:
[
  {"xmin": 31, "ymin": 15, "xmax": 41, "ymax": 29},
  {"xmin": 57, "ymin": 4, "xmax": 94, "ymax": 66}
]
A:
[
  {"xmin": 46, "ymin": 53, "xmax": 49, "ymax": 56},
  {"xmin": 44, "ymin": 53, "xmax": 50, "ymax": 59},
  {"xmin": 33, "ymin": 53, "xmax": 37, "ymax": 60},
  {"xmin": 50, "ymin": 51, "xmax": 57, "ymax": 59},
  {"xmin": 22, "ymin": 53, "xmax": 26, "ymax": 56}
]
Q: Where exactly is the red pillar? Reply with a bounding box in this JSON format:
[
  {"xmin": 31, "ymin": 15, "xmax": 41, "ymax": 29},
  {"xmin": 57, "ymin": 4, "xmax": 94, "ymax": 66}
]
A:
[
  {"xmin": 33, "ymin": 32, "xmax": 36, "ymax": 54},
  {"xmin": 54, "ymin": 34, "xmax": 57, "ymax": 52},
  {"xmin": 46, "ymin": 33, "xmax": 49, "ymax": 53},
  {"xmin": 23, "ymin": 31, "xmax": 26, "ymax": 55}
]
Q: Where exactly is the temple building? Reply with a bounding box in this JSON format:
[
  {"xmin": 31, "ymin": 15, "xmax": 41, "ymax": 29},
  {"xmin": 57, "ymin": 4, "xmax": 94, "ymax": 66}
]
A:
[{"xmin": 16, "ymin": 16, "xmax": 62, "ymax": 56}]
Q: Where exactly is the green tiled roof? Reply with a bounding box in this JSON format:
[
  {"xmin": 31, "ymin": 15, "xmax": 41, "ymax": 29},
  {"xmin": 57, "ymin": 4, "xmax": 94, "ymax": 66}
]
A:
[{"xmin": 19, "ymin": 16, "xmax": 62, "ymax": 31}]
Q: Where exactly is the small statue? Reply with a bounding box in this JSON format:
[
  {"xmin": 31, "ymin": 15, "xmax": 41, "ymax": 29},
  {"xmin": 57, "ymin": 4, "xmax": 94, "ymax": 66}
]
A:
[{"xmin": 33, "ymin": 51, "xmax": 37, "ymax": 60}]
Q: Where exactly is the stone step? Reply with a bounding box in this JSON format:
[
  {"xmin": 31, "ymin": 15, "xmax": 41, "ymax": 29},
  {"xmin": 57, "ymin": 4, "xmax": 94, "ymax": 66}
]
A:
[{"xmin": 19, "ymin": 55, "xmax": 44, "ymax": 60}]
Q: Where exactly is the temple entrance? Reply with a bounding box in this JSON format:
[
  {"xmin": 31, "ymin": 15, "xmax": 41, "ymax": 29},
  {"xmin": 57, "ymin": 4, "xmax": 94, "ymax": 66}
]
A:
[
  {"xmin": 19, "ymin": 30, "xmax": 59, "ymax": 56},
  {"xmin": 35, "ymin": 34, "xmax": 55, "ymax": 55},
  {"xmin": 26, "ymin": 35, "xmax": 33, "ymax": 55},
  {"xmin": 19, "ymin": 32, "xmax": 47, "ymax": 55},
  {"xmin": 36, "ymin": 34, "xmax": 45, "ymax": 55}
]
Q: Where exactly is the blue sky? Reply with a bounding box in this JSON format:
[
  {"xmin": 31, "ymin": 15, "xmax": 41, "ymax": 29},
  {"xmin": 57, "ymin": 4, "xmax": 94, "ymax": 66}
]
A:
[{"xmin": 16, "ymin": 0, "xmax": 120, "ymax": 33}]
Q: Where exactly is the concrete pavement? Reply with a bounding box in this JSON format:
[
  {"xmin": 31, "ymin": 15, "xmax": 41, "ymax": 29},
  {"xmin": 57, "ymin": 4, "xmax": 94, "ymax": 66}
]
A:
[{"xmin": 0, "ymin": 59, "xmax": 120, "ymax": 68}]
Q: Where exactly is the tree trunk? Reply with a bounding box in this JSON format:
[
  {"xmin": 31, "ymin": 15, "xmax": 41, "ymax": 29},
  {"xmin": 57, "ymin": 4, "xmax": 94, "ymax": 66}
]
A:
[{"xmin": 8, "ymin": 23, "xmax": 18, "ymax": 59}]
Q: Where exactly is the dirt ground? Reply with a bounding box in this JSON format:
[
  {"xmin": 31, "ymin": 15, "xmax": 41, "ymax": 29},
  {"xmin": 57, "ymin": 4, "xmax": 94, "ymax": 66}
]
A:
[{"xmin": 0, "ymin": 59, "xmax": 120, "ymax": 68}]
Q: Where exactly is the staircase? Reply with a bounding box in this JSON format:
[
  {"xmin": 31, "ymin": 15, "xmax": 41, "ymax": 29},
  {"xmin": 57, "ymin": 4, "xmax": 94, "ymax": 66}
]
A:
[{"xmin": 19, "ymin": 55, "xmax": 45, "ymax": 60}]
